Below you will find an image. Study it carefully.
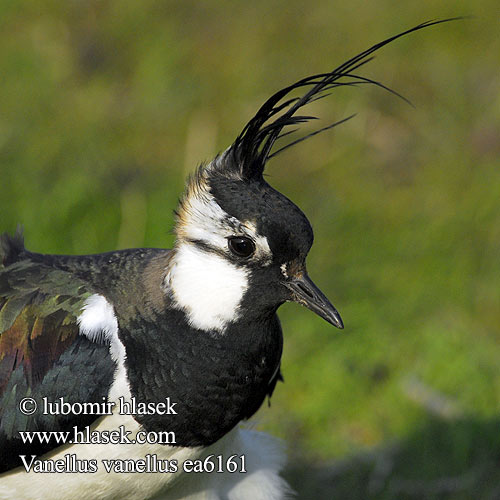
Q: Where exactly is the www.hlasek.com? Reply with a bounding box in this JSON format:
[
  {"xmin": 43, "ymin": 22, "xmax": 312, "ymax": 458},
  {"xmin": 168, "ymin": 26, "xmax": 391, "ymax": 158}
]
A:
[{"xmin": 17, "ymin": 396, "xmax": 247, "ymax": 474}]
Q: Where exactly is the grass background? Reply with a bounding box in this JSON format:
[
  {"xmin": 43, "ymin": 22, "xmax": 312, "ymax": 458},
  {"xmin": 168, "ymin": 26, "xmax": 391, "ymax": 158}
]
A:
[{"xmin": 0, "ymin": 1, "xmax": 499, "ymax": 498}]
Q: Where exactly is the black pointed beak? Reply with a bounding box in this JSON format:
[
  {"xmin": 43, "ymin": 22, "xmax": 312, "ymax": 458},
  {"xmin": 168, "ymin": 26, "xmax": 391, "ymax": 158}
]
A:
[{"xmin": 284, "ymin": 272, "xmax": 344, "ymax": 329}]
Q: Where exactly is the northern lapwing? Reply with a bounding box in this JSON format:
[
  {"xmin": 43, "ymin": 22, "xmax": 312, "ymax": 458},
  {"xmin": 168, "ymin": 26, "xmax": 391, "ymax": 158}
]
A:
[{"xmin": 0, "ymin": 20, "xmax": 457, "ymax": 500}]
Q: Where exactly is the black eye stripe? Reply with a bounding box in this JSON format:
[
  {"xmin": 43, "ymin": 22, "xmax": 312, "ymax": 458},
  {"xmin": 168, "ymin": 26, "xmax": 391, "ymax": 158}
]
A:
[{"xmin": 227, "ymin": 236, "xmax": 256, "ymax": 258}]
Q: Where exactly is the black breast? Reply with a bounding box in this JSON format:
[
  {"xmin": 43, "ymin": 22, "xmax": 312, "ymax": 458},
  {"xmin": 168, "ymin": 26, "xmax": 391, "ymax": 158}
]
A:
[{"xmin": 120, "ymin": 309, "xmax": 283, "ymax": 447}]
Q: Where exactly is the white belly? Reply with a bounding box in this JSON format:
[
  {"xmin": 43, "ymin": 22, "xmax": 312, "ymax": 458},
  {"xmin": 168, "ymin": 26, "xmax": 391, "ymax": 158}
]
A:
[{"xmin": 0, "ymin": 413, "xmax": 290, "ymax": 500}]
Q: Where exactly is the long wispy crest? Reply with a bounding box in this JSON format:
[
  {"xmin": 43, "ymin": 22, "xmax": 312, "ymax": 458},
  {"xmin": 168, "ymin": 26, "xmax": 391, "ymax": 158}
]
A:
[{"xmin": 231, "ymin": 18, "xmax": 462, "ymax": 181}]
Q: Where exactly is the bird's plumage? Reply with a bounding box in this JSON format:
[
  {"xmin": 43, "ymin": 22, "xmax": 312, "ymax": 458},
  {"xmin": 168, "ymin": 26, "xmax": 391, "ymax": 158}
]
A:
[
  {"xmin": 0, "ymin": 19, "xmax": 459, "ymax": 500},
  {"xmin": 0, "ymin": 235, "xmax": 164, "ymax": 471}
]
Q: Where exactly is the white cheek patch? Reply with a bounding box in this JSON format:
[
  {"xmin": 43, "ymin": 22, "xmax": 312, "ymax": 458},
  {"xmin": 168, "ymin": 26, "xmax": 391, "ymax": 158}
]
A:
[{"xmin": 167, "ymin": 243, "xmax": 249, "ymax": 332}]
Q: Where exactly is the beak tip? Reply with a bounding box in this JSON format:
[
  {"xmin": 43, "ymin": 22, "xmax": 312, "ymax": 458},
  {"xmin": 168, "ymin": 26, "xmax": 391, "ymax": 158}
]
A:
[
  {"xmin": 284, "ymin": 271, "xmax": 344, "ymax": 330},
  {"xmin": 331, "ymin": 313, "xmax": 344, "ymax": 330}
]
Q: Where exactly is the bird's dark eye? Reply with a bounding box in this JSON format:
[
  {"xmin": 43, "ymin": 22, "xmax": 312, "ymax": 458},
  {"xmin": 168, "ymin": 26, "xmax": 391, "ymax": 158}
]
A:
[{"xmin": 228, "ymin": 236, "xmax": 255, "ymax": 258}]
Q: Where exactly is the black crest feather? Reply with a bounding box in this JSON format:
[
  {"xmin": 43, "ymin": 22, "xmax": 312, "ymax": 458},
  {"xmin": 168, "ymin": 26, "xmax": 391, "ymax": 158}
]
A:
[{"xmin": 231, "ymin": 18, "xmax": 462, "ymax": 181}]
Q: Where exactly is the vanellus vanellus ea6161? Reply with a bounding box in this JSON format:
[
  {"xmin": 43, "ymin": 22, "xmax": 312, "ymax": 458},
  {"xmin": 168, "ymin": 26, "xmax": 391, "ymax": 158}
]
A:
[{"xmin": 0, "ymin": 19, "xmax": 457, "ymax": 500}]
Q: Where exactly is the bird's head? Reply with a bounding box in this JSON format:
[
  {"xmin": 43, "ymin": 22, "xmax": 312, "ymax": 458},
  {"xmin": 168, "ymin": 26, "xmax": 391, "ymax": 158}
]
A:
[
  {"xmin": 166, "ymin": 19, "xmax": 458, "ymax": 334},
  {"xmin": 167, "ymin": 75, "xmax": 348, "ymax": 333},
  {"xmin": 170, "ymin": 147, "xmax": 343, "ymax": 333}
]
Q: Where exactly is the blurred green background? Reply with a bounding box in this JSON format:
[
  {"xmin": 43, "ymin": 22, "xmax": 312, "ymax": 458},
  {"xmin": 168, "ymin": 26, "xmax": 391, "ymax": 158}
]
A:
[{"xmin": 1, "ymin": 1, "xmax": 499, "ymax": 498}]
